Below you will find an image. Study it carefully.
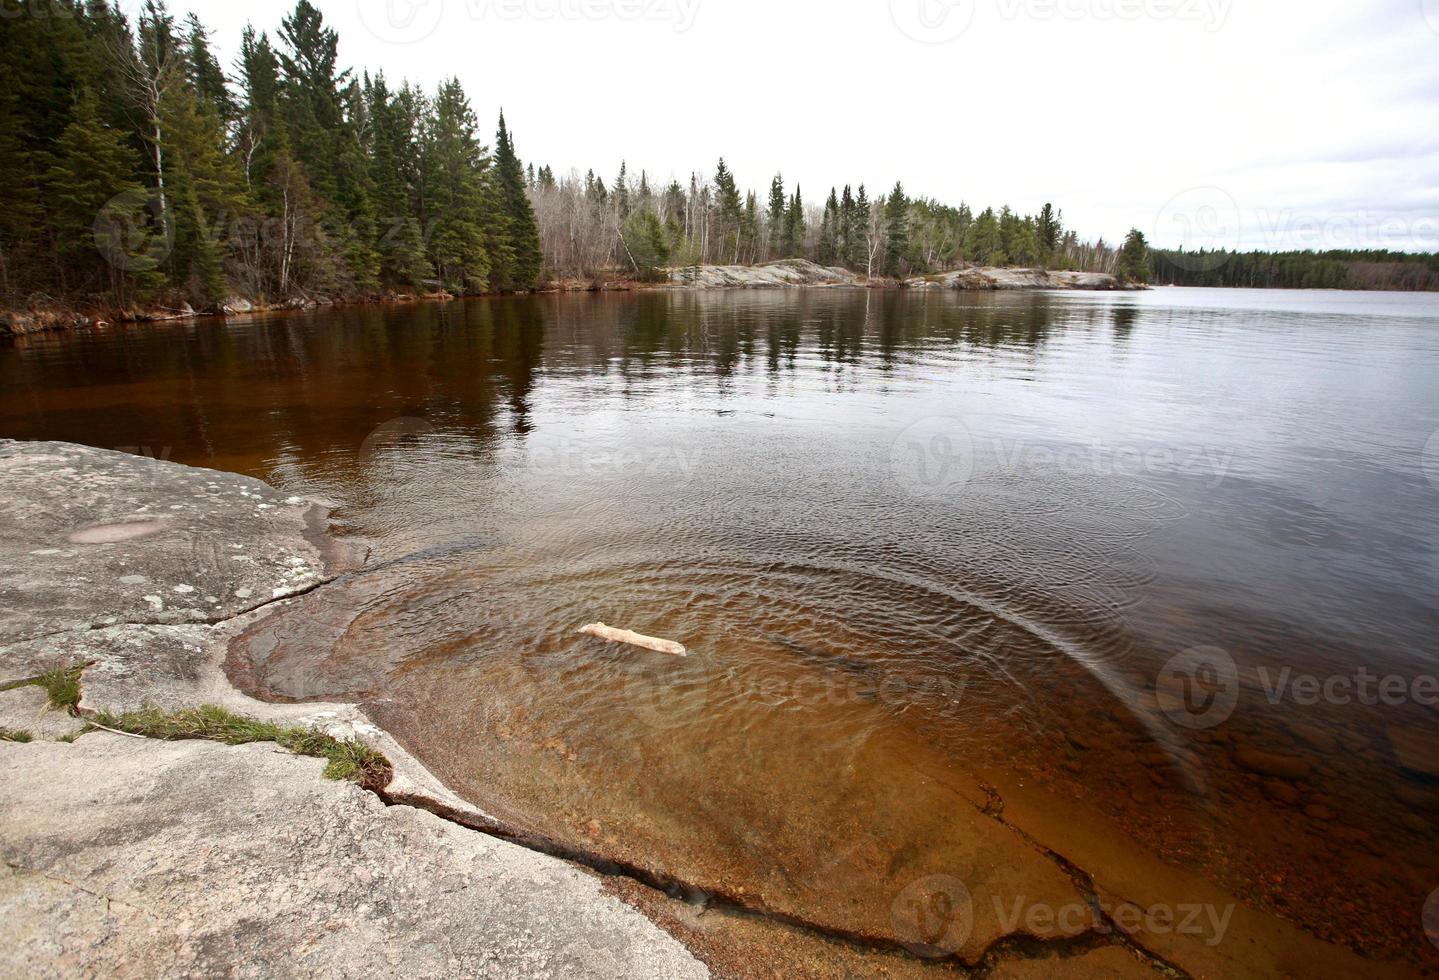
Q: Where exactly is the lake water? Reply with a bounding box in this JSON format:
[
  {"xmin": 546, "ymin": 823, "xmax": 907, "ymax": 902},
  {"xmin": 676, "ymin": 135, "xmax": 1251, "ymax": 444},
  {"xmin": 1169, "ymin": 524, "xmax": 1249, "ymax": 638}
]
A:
[{"xmin": 5, "ymin": 286, "xmax": 1438, "ymax": 967}]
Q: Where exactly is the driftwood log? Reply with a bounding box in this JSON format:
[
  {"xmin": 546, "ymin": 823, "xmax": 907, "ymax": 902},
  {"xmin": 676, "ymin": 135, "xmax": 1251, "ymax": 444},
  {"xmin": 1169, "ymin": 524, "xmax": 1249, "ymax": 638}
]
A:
[{"xmin": 577, "ymin": 622, "xmax": 687, "ymax": 657}]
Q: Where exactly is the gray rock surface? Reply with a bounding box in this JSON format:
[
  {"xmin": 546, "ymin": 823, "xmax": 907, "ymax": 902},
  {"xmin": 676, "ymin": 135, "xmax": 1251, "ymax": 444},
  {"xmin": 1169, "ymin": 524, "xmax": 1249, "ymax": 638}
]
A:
[
  {"xmin": 0, "ymin": 684, "xmax": 83, "ymax": 739},
  {"xmin": 0, "ymin": 439, "xmax": 710, "ymax": 978},
  {"xmin": 0, "ymin": 440, "xmax": 354, "ymax": 644},
  {"xmin": 665, "ymin": 258, "xmax": 859, "ymax": 288},
  {"xmin": 909, "ymin": 268, "xmax": 1137, "ymax": 291},
  {"xmin": 0, "ymin": 736, "xmax": 707, "ymax": 980}
]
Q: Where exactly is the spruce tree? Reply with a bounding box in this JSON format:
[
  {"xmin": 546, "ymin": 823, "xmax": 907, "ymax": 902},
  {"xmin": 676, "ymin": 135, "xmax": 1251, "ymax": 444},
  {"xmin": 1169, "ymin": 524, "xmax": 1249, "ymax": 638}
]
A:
[
  {"xmin": 422, "ymin": 78, "xmax": 490, "ymax": 292},
  {"xmin": 1117, "ymin": 229, "xmax": 1152, "ymax": 283},
  {"xmin": 713, "ymin": 158, "xmax": 742, "ymax": 262},
  {"xmin": 884, "ymin": 181, "xmax": 909, "ymax": 277},
  {"xmin": 851, "ymin": 185, "xmax": 870, "ymax": 268},
  {"xmin": 493, "ymin": 111, "xmax": 542, "ymax": 289},
  {"xmin": 45, "ymin": 89, "xmax": 156, "ymax": 299},
  {"xmin": 818, "ymin": 188, "xmax": 839, "ymax": 264},
  {"xmin": 1036, "ymin": 203, "xmax": 1062, "ymax": 264},
  {"xmin": 783, "ymin": 185, "xmax": 804, "ymax": 259},
  {"xmin": 622, "ymin": 209, "xmax": 669, "ymax": 280},
  {"xmin": 766, "ymin": 173, "xmax": 785, "ymax": 260},
  {"xmin": 838, "ymin": 185, "xmax": 856, "ymax": 269}
]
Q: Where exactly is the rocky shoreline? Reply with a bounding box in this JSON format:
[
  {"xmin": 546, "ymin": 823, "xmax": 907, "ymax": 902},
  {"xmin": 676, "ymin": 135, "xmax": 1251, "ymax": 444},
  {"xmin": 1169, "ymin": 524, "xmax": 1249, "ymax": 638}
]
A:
[
  {"xmin": 0, "ymin": 262, "xmax": 1140, "ymax": 337},
  {"xmin": 0, "ymin": 441, "xmax": 707, "ymax": 979},
  {"xmin": 0, "ymin": 441, "xmax": 1411, "ymax": 979}
]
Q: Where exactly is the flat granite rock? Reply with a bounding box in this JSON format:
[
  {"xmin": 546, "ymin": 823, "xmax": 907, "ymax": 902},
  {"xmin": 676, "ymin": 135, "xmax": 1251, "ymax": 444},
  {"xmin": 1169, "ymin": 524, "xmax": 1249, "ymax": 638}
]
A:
[
  {"xmin": 0, "ymin": 735, "xmax": 709, "ymax": 980},
  {"xmin": 0, "ymin": 440, "xmax": 355, "ymax": 644},
  {"xmin": 0, "ymin": 684, "xmax": 84, "ymax": 739}
]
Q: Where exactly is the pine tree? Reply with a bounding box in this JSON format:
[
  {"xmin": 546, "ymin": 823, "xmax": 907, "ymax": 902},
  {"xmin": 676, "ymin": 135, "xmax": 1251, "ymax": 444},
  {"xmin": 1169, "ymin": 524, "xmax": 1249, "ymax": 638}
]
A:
[
  {"xmin": 422, "ymin": 77, "xmax": 490, "ymax": 292},
  {"xmin": 1036, "ymin": 203, "xmax": 1062, "ymax": 265},
  {"xmin": 741, "ymin": 191, "xmax": 758, "ymax": 264},
  {"xmin": 884, "ymin": 181, "xmax": 908, "ymax": 277},
  {"xmin": 967, "ymin": 207, "xmax": 1004, "ymax": 265},
  {"xmin": 713, "ymin": 157, "xmax": 742, "ymax": 263},
  {"xmin": 492, "ymin": 111, "xmax": 542, "ymax": 289},
  {"xmin": 838, "ymin": 184, "xmax": 857, "ymax": 269},
  {"xmin": 185, "ymin": 13, "xmax": 236, "ymax": 125},
  {"xmin": 1117, "ymin": 229, "xmax": 1152, "ymax": 283},
  {"xmin": 850, "ymin": 184, "xmax": 870, "ymax": 268},
  {"xmin": 622, "ymin": 208, "xmax": 669, "ymax": 280},
  {"xmin": 45, "ymin": 89, "xmax": 157, "ymax": 299},
  {"xmin": 783, "ymin": 184, "xmax": 804, "ymax": 259},
  {"xmin": 766, "ymin": 173, "xmax": 785, "ymax": 260},
  {"xmin": 613, "ymin": 160, "xmax": 631, "ymax": 221},
  {"xmin": 818, "ymin": 188, "xmax": 839, "ymax": 265},
  {"xmin": 365, "ymin": 73, "xmax": 427, "ymax": 288}
]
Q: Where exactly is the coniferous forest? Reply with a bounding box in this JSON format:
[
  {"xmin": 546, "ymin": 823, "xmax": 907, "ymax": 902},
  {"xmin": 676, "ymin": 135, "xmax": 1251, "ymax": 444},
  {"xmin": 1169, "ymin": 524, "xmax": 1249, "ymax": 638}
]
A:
[{"xmin": 1, "ymin": 1, "xmax": 1433, "ymax": 318}]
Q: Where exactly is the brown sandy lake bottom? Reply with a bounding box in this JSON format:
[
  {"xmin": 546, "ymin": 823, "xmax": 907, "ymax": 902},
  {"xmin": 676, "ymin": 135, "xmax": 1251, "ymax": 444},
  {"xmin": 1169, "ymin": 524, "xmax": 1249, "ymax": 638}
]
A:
[{"xmin": 5, "ymin": 288, "xmax": 1439, "ymax": 971}]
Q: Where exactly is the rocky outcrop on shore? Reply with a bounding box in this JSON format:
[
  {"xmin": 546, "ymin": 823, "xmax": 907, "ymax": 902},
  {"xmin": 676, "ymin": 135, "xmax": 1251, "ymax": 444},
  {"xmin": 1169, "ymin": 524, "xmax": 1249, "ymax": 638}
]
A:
[
  {"xmin": 0, "ymin": 440, "xmax": 708, "ymax": 980},
  {"xmin": 658, "ymin": 259, "xmax": 1140, "ymax": 292},
  {"xmin": 907, "ymin": 268, "xmax": 1141, "ymax": 291},
  {"xmin": 664, "ymin": 258, "xmax": 860, "ymax": 288},
  {"xmin": 1, "ymin": 736, "xmax": 706, "ymax": 978}
]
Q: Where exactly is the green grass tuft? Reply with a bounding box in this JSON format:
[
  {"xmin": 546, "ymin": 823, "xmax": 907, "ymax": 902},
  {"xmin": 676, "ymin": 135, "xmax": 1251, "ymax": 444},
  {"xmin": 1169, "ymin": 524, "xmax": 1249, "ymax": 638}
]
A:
[
  {"xmin": 1, "ymin": 727, "xmax": 34, "ymax": 743},
  {"xmin": 90, "ymin": 705, "xmax": 392, "ymax": 790},
  {"xmin": 32, "ymin": 665, "xmax": 84, "ymax": 711}
]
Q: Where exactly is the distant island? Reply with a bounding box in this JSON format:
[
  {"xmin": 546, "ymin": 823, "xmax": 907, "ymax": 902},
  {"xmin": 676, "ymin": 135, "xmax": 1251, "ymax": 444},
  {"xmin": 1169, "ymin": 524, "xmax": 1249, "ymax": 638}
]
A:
[{"xmin": 2, "ymin": 0, "xmax": 1434, "ymax": 332}]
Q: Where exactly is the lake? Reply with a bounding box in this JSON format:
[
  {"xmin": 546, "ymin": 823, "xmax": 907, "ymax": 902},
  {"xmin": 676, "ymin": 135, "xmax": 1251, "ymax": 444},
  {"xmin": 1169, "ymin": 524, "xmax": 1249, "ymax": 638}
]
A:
[{"xmin": 4, "ymin": 286, "xmax": 1438, "ymax": 966}]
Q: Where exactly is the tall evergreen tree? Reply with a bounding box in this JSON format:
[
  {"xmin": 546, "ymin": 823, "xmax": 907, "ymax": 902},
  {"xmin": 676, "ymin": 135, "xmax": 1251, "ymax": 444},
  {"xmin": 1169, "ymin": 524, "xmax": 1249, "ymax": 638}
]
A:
[
  {"xmin": 1117, "ymin": 228, "xmax": 1153, "ymax": 283},
  {"xmin": 766, "ymin": 173, "xmax": 785, "ymax": 260},
  {"xmin": 422, "ymin": 78, "xmax": 491, "ymax": 291},
  {"xmin": 492, "ymin": 110, "xmax": 542, "ymax": 289},
  {"xmin": 1036, "ymin": 202, "xmax": 1062, "ymax": 263},
  {"xmin": 884, "ymin": 181, "xmax": 909, "ymax": 277},
  {"xmin": 45, "ymin": 89, "xmax": 156, "ymax": 298},
  {"xmin": 850, "ymin": 184, "xmax": 870, "ymax": 268},
  {"xmin": 713, "ymin": 157, "xmax": 742, "ymax": 263},
  {"xmin": 818, "ymin": 188, "xmax": 839, "ymax": 264},
  {"xmin": 782, "ymin": 185, "xmax": 804, "ymax": 259}
]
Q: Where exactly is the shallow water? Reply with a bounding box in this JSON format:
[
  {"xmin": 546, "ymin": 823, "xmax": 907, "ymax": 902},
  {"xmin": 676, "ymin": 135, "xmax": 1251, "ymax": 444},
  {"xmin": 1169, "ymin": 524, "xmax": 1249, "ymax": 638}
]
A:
[{"xmin": 5, "ymin": 287, "xmax": 1439, "ymax": 963}]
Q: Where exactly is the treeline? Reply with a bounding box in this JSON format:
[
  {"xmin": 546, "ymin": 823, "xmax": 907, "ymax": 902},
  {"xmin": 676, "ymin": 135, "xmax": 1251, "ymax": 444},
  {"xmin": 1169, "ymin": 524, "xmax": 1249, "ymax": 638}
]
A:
[
  {"xmin": 0, "ymin": 0, "xmax": 540, "ymax": 311},
  {"xmin": 1151, "ymin": 249, "xmax": 1439, "ymax": 291},
  {"xmin": 530, "ymin": 164, "xmax": 1135, "ymax": 282},
  {"xmin": 1, "ymin": 0, "xmax": 1144, "ymax": 312},
  {"xmin": 7, "ymin": 2, "xmax": 1426, "ymax": 312}
]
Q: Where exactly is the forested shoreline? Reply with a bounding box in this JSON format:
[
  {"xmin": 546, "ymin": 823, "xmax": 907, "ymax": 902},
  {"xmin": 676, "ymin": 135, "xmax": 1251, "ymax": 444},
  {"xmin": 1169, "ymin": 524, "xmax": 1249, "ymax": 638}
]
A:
[
  {"xmin": 1, "ymin": 0, "xmax": 1433, "ymax": 326},
  {"xmin": 1152, "ymin": 249, "xmax": 1439, "ymax": 291}
]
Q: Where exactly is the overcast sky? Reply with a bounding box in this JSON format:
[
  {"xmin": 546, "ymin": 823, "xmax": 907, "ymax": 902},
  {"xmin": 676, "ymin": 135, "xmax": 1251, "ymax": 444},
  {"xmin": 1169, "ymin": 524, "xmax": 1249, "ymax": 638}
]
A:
[{"xmin": 138, "ymin": 0, "xmax": 1438, "ymax": 252}]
